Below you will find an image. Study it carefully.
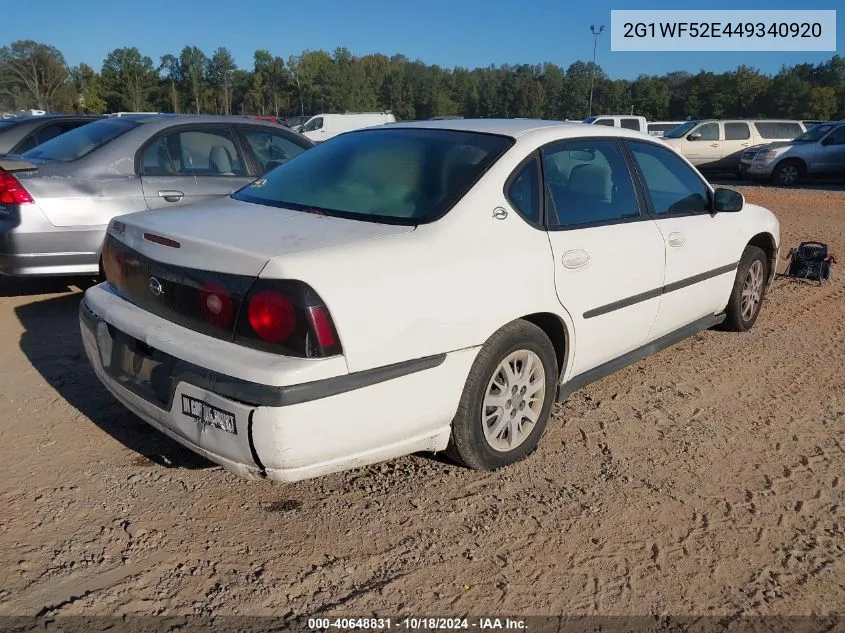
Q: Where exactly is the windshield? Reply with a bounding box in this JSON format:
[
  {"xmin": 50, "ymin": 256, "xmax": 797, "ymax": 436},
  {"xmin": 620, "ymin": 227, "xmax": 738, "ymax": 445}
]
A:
[
  {"xmin": 22, "ymin": 118, "xmax": 139, "ymax": 162},
  {"xmin": 232, "ymin": 127, "xmax": 514, "ymax": 224},
  {"xmin": 794, "ymin": 124, "xmax": 834, "ymax": 142},
  {"xmin": 664, "ymin": 121, "xmax": 699, "ymax": 138},
  {"xmin": 582, "ymin": 117, "xmax": 597, "ymax": 124}
]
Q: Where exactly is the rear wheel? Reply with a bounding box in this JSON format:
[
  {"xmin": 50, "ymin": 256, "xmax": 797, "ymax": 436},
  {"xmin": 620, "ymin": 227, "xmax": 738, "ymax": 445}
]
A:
[
  {"xmin": 446, "ymin": 320, "xmax": 557, "ymax": 470},
  {"xmin": 721, "ymin": 245, "xmax": 768, "ymax": 332},
  {"xmin": 772, "ymin": 160, "xmax": 803, "ymax": 187}
]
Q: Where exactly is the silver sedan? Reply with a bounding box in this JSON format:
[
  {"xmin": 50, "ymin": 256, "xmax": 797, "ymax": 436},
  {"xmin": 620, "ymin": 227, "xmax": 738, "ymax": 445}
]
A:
[{"xmin": 0, "ymin": 114, "xmax": 314, "ymax": 277}]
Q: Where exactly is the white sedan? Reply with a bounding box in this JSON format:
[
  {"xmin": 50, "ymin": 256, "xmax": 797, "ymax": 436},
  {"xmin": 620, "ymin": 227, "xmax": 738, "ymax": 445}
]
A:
[{"xmin": 80, "ymin": 119, "xmax": 780, "ymax": 482}]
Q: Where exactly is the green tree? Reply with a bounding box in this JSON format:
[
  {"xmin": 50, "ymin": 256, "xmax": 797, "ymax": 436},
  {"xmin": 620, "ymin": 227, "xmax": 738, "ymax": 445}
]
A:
[
  {"xmin": 69, "ymin": 63, "xmax": 106, "ymax": 113},
  {"xmin": 0, "ymin": 40, "xmax": 68, "ymax": 110},
  {"xmin": 101, "ymin": 47, "xmax": 156, "ymax": 112},
  {"xmin": 805, "ymin": 86, "xmax": 837, "ymax": 119},
  {"xmin": 179, "ymin": 46, "xmax": 208, "ymax": 114},
  {"xmin": 208, "ymin": 47, "xmax": 236, "ymax": 114}
]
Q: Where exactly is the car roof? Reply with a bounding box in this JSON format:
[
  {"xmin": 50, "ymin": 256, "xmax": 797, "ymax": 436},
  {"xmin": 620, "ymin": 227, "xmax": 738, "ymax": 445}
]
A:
[
  {"xmin": 124, "ymin": 113, "xmax": 294, "ymax": 129},
  {"xmin": 385, "ymin": 118, "xmax": 582, "ymax": 137},
  {"xmin": 380, "ymin": 118, "xmax": 665, "ymax": 143}
]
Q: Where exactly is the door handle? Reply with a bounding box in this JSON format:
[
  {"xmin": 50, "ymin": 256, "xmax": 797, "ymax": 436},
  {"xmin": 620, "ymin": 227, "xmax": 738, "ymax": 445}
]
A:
[
  {"xmin": 740, "ymin": 143, "xmax": 750, "ymax": 146},
  {"xmin": 158, "ymin": 190, "xmax": 184, "ymax": 203},
  {"xmin": 562, "ymin": 249, "xmax": 590, "ymax": 269},
  {"xmin": 668, "ymin": 232, "xmax": 686, "ymax": 248},
  {"xmin": 709, "ymin": 143, "xmax": 720, "ymax": 147}
]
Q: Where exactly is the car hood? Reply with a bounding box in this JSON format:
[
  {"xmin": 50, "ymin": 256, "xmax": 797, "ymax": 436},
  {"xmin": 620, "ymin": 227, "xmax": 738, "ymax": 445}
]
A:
[{"xmin": 113, "ymin": 196, "xmax": 416, "ymax": 277}]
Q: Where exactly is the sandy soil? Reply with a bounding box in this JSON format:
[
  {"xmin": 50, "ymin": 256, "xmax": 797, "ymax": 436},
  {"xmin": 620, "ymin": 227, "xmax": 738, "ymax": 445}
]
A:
[{"xmin": 0, "ymin": 185, "xmax": 842, "ymax": 619}]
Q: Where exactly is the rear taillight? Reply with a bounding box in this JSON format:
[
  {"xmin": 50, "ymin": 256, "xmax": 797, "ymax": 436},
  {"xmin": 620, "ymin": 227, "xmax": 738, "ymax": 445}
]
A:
[
  {"xmin": 101, "ymin": 237, "xmax": 126, "ymax": 286},
  {"xmin": 0, "ymin": 171, "xmax": 33, "ymax": 205},
  {"xmin": 235, "ymin": 280, "xmax": 342, "ymax": 358},
  {"xmin": 247, "ymin": 290, "xmax": 297, "ymax": 343}
]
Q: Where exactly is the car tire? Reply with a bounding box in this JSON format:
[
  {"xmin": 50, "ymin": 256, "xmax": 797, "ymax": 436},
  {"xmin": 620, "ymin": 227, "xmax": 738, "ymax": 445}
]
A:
[
  {"xmin": 720, "ymin": 245, "xmax": 768, "ymax": 332},
  {"xmin": 772, "ymin": 160, "xmax": 803, "ymax": 187},
  {"xmin": 445, "ymin": 319, "xmax": 558, "ymax": 470}
]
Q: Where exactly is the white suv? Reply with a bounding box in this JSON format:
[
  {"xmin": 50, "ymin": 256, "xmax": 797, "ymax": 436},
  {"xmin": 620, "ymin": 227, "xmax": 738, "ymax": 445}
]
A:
[{"xmin": 80, "ymin": 120, "xmax": 780, "ymax": 482}]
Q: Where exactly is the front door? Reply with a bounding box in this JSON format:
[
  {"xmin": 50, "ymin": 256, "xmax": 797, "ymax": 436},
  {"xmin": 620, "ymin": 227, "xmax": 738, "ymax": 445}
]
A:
[
  {"xmin": 542, "ymin": 138, "xmax": 666, "ymax": 376},
  {"xmin": 683, "ymin": 122, "xmax": 723, "ymax": 168},
  {"xmin": 140, "ymin": 126, "xmax": 255, "ymax": 210},
  {"xmin": 625, "ymin": 139, "xmax": 745, "ymax": 339},
  {"xmin": 816, "ymin": 125, "xmax": 845, "ymax": 174}
]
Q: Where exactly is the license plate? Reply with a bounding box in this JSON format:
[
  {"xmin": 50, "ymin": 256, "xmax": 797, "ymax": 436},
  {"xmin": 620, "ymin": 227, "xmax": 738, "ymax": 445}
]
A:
[{"xmin": 181, "ymin": 394, "xmax": 237, "ymax": 435}]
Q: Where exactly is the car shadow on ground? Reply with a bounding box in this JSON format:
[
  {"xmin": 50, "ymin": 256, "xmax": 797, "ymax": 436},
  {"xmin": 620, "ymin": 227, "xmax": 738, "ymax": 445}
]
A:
[{"xmin": 14, "ymin": 287, "xmax": 212, "ymax": 470}]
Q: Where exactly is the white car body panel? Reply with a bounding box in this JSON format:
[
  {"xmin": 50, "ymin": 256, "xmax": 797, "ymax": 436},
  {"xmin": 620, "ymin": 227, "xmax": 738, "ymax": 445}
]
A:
[{"xmin": 81, "ymin": 119, "xmax": 780, "ymax": 481}]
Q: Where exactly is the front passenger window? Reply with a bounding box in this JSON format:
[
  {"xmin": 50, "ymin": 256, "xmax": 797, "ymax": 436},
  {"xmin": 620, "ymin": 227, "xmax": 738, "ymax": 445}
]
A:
[
  {"xmin": 628, "ymin": 141, "xmax": 711, "ymax": 215},
  {"xmin": 543, "ymin": 139, "xmax": 640, "ymax": 228},
  {"xmin": 691, "ymin": 123, "xmax": 719, "ymax": 141}
]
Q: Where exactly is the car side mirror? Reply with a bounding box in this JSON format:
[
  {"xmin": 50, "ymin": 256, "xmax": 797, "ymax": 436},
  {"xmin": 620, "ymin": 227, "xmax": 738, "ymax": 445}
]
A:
[
  {"xmin": 687, "ymin": 132, "xmax": 702, "ymax": 141},
  {"xmin": 712, "ymin": 187, "xmax": 744, "ymax": 212}
]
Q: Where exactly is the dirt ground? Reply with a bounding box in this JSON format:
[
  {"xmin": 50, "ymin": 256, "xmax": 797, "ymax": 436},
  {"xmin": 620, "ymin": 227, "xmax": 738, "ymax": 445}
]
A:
[{"xmin": 0, "ymin": 185, "xmax": 842, "ymax": 620}]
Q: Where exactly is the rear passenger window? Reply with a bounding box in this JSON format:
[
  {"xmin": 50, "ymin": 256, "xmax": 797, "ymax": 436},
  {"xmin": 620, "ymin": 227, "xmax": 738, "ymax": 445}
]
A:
[
  {"xmin": 725, "ymin": 122, "xmax": 750, "ymax": 140},
  {"xmin": 754, "ymin": 122, "xmax": 803, "ymax": 139},
  {"xmin": 620, "ymin": 118, "xmax": 640, "ymax": 130},
  {"xmin": 542, "ymin": 139, "xmax": 639, "ymax": 228},
  {"xmin": 506, "ymin": 157, "xmax": 540, "ymax": 225},
  {"xmin": 241, "ymin": 128, "xmax": 307, "ymax": 174},
  {"xmin": 594, "ymin": 119, "xmax": 615, "ymax": 127},
  {"xmin": 141, "ymin": 128, "xmax": 246, "ymax": 177},
  {"xmin": 628, "ymin": 141, "xmax": 710, "ymax": 215}
]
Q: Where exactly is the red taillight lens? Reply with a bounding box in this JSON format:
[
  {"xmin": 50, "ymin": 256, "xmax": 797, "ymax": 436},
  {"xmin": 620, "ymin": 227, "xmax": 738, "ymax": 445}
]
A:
[
  {"xmin": 0, "ymin": 171, "xmax": 34, "ymax": 205},
  {"xmin": 307, "ymin": 306, "xmax": 336, "ymax": 347},
  {"xmin": 200, "ymin": 281, "xmax": 234, "ymax": 328},
  {"xmin": 247, "ymin": 290, "xmax": 297, "ymax": 343}
]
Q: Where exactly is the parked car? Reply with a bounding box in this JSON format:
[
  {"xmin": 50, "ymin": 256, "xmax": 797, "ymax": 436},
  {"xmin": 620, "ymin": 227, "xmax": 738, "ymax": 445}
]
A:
[
  {"xmin": 299, "ymin": 111, "xmax": 396, "ymax": 142},
  {"xmin": 79, "ymin": 119, "xmax": 779, "ymax": 482},
  {"xmin": 0, "ymin": 114, "xmax": 314, "ymax": 277},
  {"xmin": 647, "ymin": 121, "xmax": 684, "ymax": 137},
  {"xmin": 0, "ymin": 114, "xmax": 99, "ymax": 156},
  {"xmin": 661, "ymin": 119, "xmax": 807, "ymax": 172},
  {"xmin": 744, "ymin": 120, "xmax": 845, "ymax": 186},
  {"xmin": 582, "ymin": 115, "xmax": 647, "ymax": 134}
]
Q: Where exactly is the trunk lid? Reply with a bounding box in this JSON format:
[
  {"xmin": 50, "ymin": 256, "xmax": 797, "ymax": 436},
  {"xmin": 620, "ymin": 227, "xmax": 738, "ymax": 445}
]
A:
[{"xmin": 105, "ymin": 196, "xmax": 414, "ymax": 346}]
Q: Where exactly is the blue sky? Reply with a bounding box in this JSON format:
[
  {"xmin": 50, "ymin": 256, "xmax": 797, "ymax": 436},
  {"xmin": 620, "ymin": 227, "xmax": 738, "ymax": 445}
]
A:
[{"xmin": 6, "ymin": 0, "xmax": 842, "ymax": 79}]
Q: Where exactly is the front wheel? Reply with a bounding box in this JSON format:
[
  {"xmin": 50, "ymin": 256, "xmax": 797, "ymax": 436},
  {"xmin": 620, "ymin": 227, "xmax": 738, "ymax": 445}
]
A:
[
  {"xmin": 445, "ymin": 320, "xmax": 558, "ymax": 470},
  {"xmin": 721, "ymin": 245, "xmax": 768, "ymax": 332},
  {"xmin": 772, "ymin": 160, "xmax": 803, "ymax": 187}
]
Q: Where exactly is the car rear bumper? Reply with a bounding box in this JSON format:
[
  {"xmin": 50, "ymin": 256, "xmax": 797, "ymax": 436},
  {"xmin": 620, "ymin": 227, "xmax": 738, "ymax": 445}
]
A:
[
  {"xmin": 0, "ymin": 205, "xmax": 103, "ymax": 276},
  {"xmin": 79, "ymin": 286, "xmax": 476, "ymax": 482}
]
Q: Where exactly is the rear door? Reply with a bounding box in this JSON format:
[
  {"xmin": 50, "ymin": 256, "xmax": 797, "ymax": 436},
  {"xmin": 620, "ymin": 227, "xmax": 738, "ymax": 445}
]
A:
[
  {"xmin": 683, "ymin": 122, "xmax": 722, "ymax": 168},
  {"xmin": 140, "ymin": 125, "xmax": 255, "ymax": 210},
  {"xmin": 542, "ymin": 137, "xmax": 666, "ymax": 376},
  {"xmin": 720, "ymin": 122, "xmax": 753, "ymax": 171},
  {"xmin": 625, "ymin": 139, "xmax": 743, "ymax": 339}
]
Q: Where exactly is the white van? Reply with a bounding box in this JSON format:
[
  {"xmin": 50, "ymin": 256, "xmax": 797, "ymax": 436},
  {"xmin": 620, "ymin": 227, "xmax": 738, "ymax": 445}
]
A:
[
  {"xmin": 661, "ymin": 119, "xmax": 807, "ymax": 172},
  {"xmin": 300, "ymin": 112, "xmax": 396, "ymax": 142},
  {"xmin": 582, "ymin": 115, "xmax": 647, "ymax": 134}
]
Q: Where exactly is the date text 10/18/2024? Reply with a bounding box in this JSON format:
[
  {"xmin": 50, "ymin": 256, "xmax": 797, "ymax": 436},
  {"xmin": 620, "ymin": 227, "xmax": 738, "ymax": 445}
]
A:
[{"xmin": 307, "ymin": 618, "xmax": 528, "ymax": 631}]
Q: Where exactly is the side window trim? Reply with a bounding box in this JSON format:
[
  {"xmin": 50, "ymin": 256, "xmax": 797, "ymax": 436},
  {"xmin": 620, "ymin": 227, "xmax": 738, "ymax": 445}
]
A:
[
  {"xmin": 539, "ymin": 137, "xmax": 646, "ymax": 232},
  {"xmin": 502, "ymin": 151, "xmax": 544, "ymax": 230},
  {"xmin": 622, "ymin": 138, "xmax": 714, "ymax": 218},
  {"xmin": 136, "ymin": 123, "xmax": 245, "ymax": 177}
]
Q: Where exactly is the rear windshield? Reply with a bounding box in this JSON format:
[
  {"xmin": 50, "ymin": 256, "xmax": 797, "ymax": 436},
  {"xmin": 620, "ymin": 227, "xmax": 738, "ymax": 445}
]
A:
[
  {"xmin": 664, "ymin": 121, "xmax": 698, "ymax": 138},
  {"xmin": 22, "ymin": 118, "xmax": 139, "ymax": 162},
  {"xmin": 232, "ymin": 128, "xmax": 514, "ymax": 224}
]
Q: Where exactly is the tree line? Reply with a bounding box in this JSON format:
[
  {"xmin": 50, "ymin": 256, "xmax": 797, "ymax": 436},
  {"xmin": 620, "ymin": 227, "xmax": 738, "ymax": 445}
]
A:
[{"xmin": 1, "ymin": 40, "xmax": 843, "ymax": 122}]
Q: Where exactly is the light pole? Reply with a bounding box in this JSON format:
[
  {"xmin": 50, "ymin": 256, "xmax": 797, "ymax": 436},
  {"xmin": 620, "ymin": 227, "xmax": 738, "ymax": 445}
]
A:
[{"xmin": 588, "ymin": 24, "xmax": 605, "ymax": 118}]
